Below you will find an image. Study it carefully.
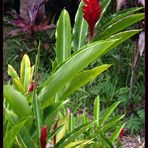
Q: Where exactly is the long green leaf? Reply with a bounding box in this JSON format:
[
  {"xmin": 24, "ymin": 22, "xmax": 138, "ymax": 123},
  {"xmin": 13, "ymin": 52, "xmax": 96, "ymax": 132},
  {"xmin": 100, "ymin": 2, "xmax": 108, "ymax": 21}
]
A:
[
  {"xmin": 4, "ymin": 117, "xmax": 29, "ymax": 148},
  {"xmin": 32, "ymin": 42, "xmax": 43, "ymax": 140},
  {"xmin": 93, "ymin": 13, "xmax": 144, "ymax": 41},
  {"xmin": 65, "ymin": 139, "xmax": 94, "ymax": 148},
  {"xmin": 56, "ymin": 113, "xmax": 69, "ymax": 142},
  {"xmin": 94, "ymin": 96, "xmax": 100, "ymax": 126},
  {"xmin": 100, "ymin": 115, "xmax": 125, "ymax": 131},
  {"xmin": 39, "ymin": 39, "xmax": 117, "ymax": 109},
  {"xmin": 43, "ymin": 100, "xmax": 68, "ymax": 120},
  {"xmin": 59, "ymin": 64, "xmax": 111, "ymax": 100},
  {"xmin": 47, "ymin": 125, "xmax": 64, "ymax": 143},
  {"xmin": 54, "ymin": 121, "xmax": 95, "ymax": 148},
  {"xmin": 99, "ymin": 132, "xmax": 114, "ymax": 148},
  {"xmin": 4, "ymin": 108, "xmax": 37, "ymax": 148},
  {"xmin": 56, "ymin": 9, "xmax": 71, "ymax": 64},
  {"xmin": 100, "ymin": 7, "xmax": 144, "ymax": 30},
  {"xmin": 69, "ymin": 113, "xmax": 75, "ymax": 132},
  {"xmin": 4, "ymin": 85, "xmax": 31, "ymax": 118},
  {"xmin": 100, "ymin": 101, "xmax": 121, "ymax": 125},
  {"xmin": 72, "ymin": 0, "xmax": 88, "ymax": 51},
  {"xmin": 98, "ymin": 0, "xmax": 112, "ymax": 24}
]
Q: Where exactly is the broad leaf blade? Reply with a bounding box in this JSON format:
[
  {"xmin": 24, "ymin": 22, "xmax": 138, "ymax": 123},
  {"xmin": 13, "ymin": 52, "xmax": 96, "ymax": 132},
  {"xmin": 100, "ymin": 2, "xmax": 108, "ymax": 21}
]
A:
[
  {"xmin": 4, "ymin": 85, "xmax": 31, "ymax": 118},
  {"xmin": 72, "ymin": 0, "xmax": 88, "ymax": 51},
  {"xmin": 5, "ymin": 108, "xmax": 37, "ymax": 148},
  {"xmin": 39, "ymin": 39, "xmax": 117, "ymax": 109},
  {"xmin": 4, "ymin": 117, "xmax": 29, "ymax": 148},
  {"xmin": 59, "ymin": 64, "xmax": 111, "ymax": 100},
  {"xmin": 56, "ymin": 9, "xmax": 71, "ymax": 64}
]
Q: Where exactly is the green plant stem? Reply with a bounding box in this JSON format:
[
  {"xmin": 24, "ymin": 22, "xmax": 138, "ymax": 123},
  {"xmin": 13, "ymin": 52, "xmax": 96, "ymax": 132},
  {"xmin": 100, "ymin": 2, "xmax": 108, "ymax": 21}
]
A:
[{"xmin": 32, "ymin": 41, "xmax": 41, "ymax": 143}]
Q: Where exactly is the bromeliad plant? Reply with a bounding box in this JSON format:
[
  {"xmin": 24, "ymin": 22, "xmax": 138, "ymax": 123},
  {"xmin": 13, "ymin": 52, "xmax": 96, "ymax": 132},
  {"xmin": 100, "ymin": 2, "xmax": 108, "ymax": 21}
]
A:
[{"xmin": 4, "ymin": 0, "xmax": 144, "ymax": 147}]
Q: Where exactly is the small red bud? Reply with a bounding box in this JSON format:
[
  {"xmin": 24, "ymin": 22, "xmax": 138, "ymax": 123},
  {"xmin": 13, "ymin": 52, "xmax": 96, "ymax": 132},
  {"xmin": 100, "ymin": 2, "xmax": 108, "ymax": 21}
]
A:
[
  {"xmin": 53, "ymin": 119, "xmax": 58, "ymax": 145},
  {"xmin": 119, "ymin": 128, "xmax": 124, "ymax": 139},
  {"xmin": 27, "ymin": 81, "xmax": 34, "ymax": 92},
  {"xmin": 40, "ymin": 126, "xmax": 47, "ymax": 148}
]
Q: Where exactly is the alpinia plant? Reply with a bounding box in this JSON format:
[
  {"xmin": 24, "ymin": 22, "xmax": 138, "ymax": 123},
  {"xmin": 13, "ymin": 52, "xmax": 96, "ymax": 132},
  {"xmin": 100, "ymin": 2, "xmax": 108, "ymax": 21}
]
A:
[{"xmin": 4, "ymin": 0, "xmax": 144, "ymax": 147}]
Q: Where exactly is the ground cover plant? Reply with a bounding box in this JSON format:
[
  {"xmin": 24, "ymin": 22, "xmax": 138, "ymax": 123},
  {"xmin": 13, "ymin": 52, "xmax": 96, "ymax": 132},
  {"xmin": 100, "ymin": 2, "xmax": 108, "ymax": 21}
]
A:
[{"xmin": 3, "ymin": 0, "xmax": 144, "ymax": 147}]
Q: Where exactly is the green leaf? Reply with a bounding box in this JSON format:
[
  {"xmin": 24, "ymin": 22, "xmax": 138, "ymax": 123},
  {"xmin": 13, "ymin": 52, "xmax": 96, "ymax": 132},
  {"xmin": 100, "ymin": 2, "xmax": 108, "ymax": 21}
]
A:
[
  {"xmin": 56, "ymin": 113, "xmax": 69, "ymax": 142},
  {"xmin": 56, "ymin": 9, "xmax": 71, "ymax": 64},
  {"xmin": 4, "ymin": 108, "xmax": 37, "ymax": 148},
  {"xmin": 94, "ymin": 13, "xmax": 144, "ymax": 40},
  {"xmin": 39, "ymin": 39, "xmax": 117, "ymax": 109},
  {"xmin": 110, "ymin": 123, "xmax": 125, "ymax": 144},
  {"xmin": 100, "ymin": 115, "xmax": 125, "ymax": 131},
  {"xmin": 94, "ymin": 95, "xmax": 100, "ymax": 126},
  {"xmin": 47, "ymin": 125, "xmax": 64, "ymax": 143},
  {"xmin": 72, "ymin": 0, "xmax": 88, "ymax": 51},
  {"xmin": 4, "ymin": 85, "xmax": 31, "ymax": 118},
  {"xmin": 100, "ymin": 101, "xmax": 121, "ymax": 125},
  {"xmin": 99, "ymin": 132, "xmax": 114, "ymax": 148},
  {"xmin": 4, "ymin": 117, "xmax": 29, "ymax": 148},
  {"xmin": 98, "ymin": 0, "xmax": 112, "ymax": 23},
  {"xmin": 101, "ymin": 7, "xmax": 144, "ymax": 30},
  {"xmin": 59, "ymin": 64, "xmax": 111, "ymax": 100},
  {"xmin": 65, "ymin": 139, "xmax": 94, "ymax": 148},
  {"xmin": 69, "ymin": 113, "xmax": 75, "ymax": 132},
  {"xmin": 20, "ymin": 54, "xmax": 33, "ymax": 92},
  {"xmin": 106, "ymin": 29, "xmax": 141, "ymax": 50},
  {"xmin": 32, "ymin": 42, "xmax": 43, "ymax": 140},
  {"xmin": 43, "ymin": 100, "xmax": 68, "ymax": 120},
  {"xmin": 54, "ymin": 121, "xmax": 96, "ymax": 148},
  {"xmin": 8, "ymin": 64, "xmax": 25, "ymax": 94}
]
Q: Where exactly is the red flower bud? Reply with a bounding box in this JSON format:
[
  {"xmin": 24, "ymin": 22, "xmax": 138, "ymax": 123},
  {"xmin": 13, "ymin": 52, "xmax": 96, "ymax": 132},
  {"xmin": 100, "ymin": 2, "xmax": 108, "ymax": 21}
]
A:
[
  {"xmin": 119, "ymin": 128, "xmax": 124, "ymax": 139},
  {"xmin": 40, "ymin": 126, "xmax": 47, "ymax": 148},
  {"xmin": 27, "ymin": 81, "xmax": 34, "ymax": 92},
  {"xmin": 53, "ymin": 119, "xmax": 58, "ymax": 145},
  {"xmin": 82, "ymin": 0, "xmax": 102, "ymax": 42}
]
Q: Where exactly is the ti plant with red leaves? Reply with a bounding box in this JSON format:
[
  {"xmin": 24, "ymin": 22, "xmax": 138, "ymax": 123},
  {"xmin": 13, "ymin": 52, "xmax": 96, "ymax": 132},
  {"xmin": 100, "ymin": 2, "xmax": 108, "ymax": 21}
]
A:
[{"xmin": 8, "ymin": 0, "xmax": 55, "ymax": 37}]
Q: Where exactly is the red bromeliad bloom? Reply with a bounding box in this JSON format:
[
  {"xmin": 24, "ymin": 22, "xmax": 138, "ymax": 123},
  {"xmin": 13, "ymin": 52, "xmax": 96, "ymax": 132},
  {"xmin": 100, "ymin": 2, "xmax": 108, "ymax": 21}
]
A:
[
  {"xmin": 82, "ymin": 0, "xmax": 102, "ymax": 41},
  {"xmin": 40, "ymin": 126, "xmax": 47, "ymax": 148},
  {"xmin": 119, "ymin": 128, "xmax": 124, "ymax": 139}
]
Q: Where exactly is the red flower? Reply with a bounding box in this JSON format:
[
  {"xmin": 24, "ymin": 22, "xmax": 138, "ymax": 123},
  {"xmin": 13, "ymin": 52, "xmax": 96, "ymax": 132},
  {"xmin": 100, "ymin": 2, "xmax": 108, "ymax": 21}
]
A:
[
  {"xmin": 27, "ymin": 81, "xmax": 35, "ymax": 93},
  {"xmin": 40, "ymin": 126, "xmax": 47, "ymax": 148},
  {"xmin": 119, "ymin": 128, "xmax": 124, "ymax": 139},
  {"xmin": 82, "ymin": 0, "xmax": 102, "ymax": 41},
  {"xmin": 53, "ymin": 119, "xmax": 58, "ymax": 145}
]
